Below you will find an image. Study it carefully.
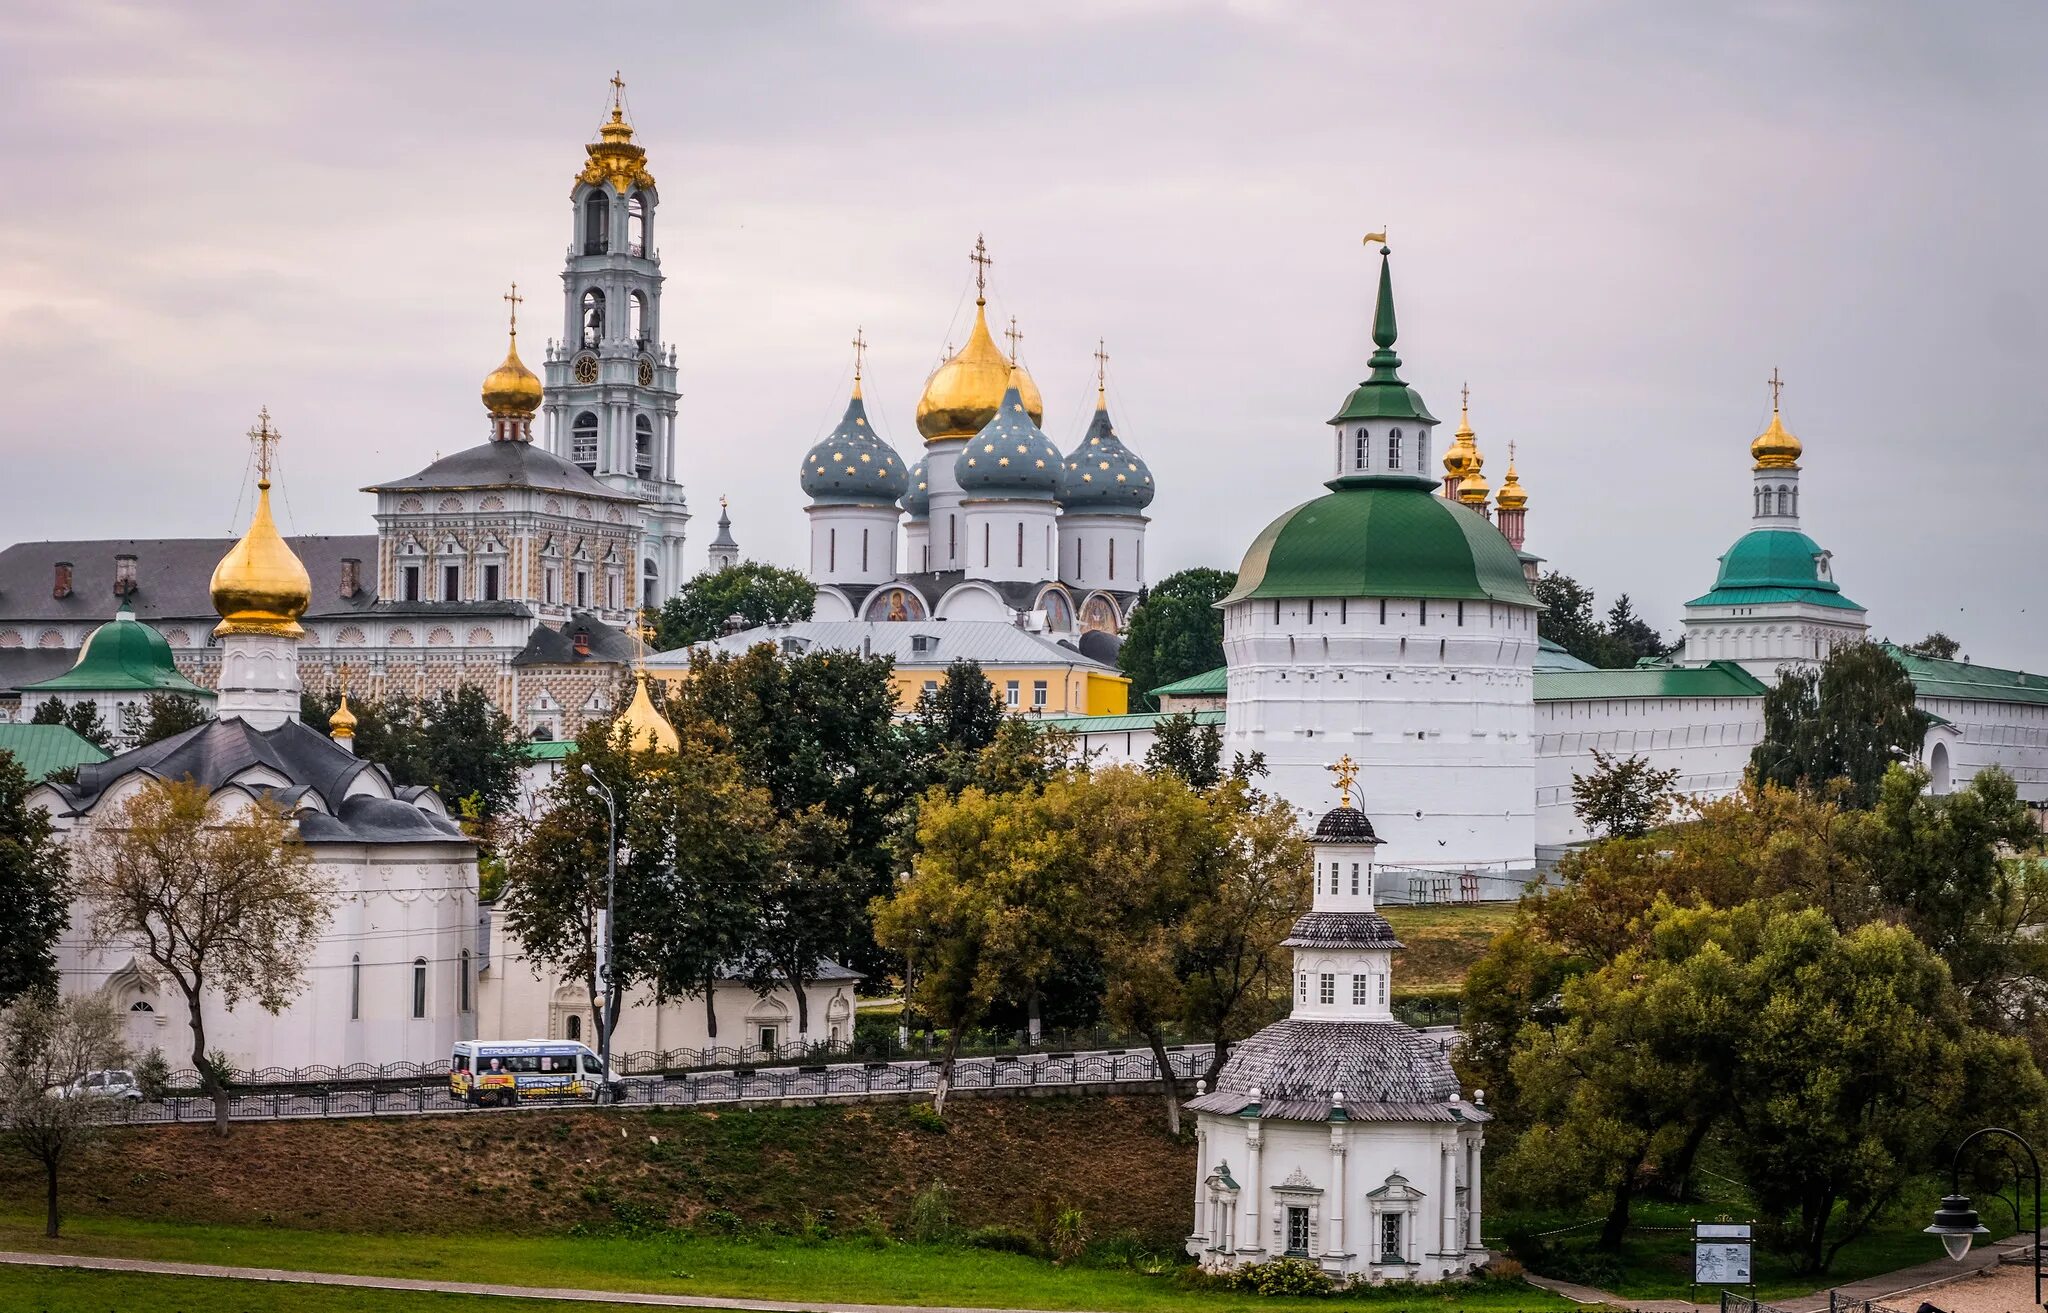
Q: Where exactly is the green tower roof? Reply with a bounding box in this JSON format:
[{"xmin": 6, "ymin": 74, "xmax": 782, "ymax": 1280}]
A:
[
  {"xmin": 1327, "ymin": 246, "xmax": 1439, "ymax": 429},
  {"xmin": 1685, "ymin": 528, "xmax": 1863, "ymax": 611},
  {"xmin": 22, "ymin": 606, "xmax": 214, "ymax": 698}
]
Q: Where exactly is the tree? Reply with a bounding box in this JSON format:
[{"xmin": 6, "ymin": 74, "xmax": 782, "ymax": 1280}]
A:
[
  {"xmin": 1117, "ymin": 568, "xmax": 1235, "ymax": 711},
  {"xmin": 302, "ymin": 684, "xmax": 524, "ymax": 824},
  {"xmin": 1905, "ymin": 632, "xmax": 1961, "ymax": 660},
  {"xmin": 671, "ymin": 644, "xmax": 923, "ymax": 980},
  {"xmin": 30, "ymin": 698, "xmax": 112, "ymax": 753},
  {"xmin": 1570, "ymin": 748, "xmax": 1680, "ymax": 839},
  {"xmin": 118, "ymin": 693, "xmax": 210, "ymax": 748},
  {"xmin": 1532, "ymin": 571, "xmax": 1608, "ymax": 668},
  {"xmin": 744, "ymin": 806, "xmax": 862, "ymax": 1048},
  {"xmin": 74, "ymin": 778, "xmax": 328, "ymax": 1133},
  {"xmin": 1145, "ymin": 713, "xmax": 1224, "ymax": 789},
  {"xmin": 1603, "ymin": 594, "xmax": 1667, "ymax": 664},
  {"xmin": 913, "ymin": 660, "xmax": 1007, "ymax": 791},
  {"xmin": 0, "ymin": 750, "xmax": 69, "ymax": 1005},
  {"xmin": 651, "ymin": 562, "xmax": 816, "ymax": 650},
  {"xmin": 1752, "ymin": 641, "xmax": 1928, "ymax": 808},
  {"xmin": 1, "ymin": 991, "xmax": 127, "ymax": 1237}
]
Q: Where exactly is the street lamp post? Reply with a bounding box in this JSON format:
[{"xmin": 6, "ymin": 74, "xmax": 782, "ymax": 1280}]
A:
[
  {"xmin": 1925, "ymin": 1126, "xmax": 2042, "ymax": 1308},
  {"xmin": 582, "ymin": 765, "xmax": 618, "ymax": 1105}
]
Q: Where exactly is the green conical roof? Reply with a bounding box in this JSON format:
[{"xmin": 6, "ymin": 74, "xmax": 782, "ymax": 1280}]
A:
[
  {"xmin": 1223, "ymin": 484, "xmax": 1537, "ymax": 607},
  {"xmin": 1684, "ymin": 528, "xmax": 1863, "ymax": 611},
  {"xmin": 1328, "ymin": 247, "xmax": 1438, "ymax": 429},
  {"xmin": 22, "ymin": 606, "xmax": 215, "ymax": 698}
]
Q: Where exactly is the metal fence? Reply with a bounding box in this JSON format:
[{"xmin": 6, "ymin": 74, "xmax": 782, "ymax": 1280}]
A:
[
  {"xmin": 1719, "ymin": 1295, "xmax": 1795, "ymax": 1313},
  {"xmin": 93, "ymin": 1046, "xmax": 1212, "ymax": 1127},
  {"xmin": 1827, "ymin": 1296, "xmax": 1917, "ymax": 1313}
]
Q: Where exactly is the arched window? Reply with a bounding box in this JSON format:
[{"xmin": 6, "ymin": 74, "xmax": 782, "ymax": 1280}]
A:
[
  {"xmin": 350, "ymin": 955, "xmax": 361, "ymax": 1021},
  {"xmin": 634, "ymin": 414, "xmax": 654, "ymax": 477},
  {"xmin": 629, "ymin": 290, "xmax": 647, "ymax": 346},
  {"xmin": 583, "ymin": 192, "xmax": 610, "ymax": 255},
  {"xmin": 1387, "ymin": 429, "xmax": 1402, "ymax": 470},
  {"xmin": 571, "ymin": 411, "xmax": 599, "ymax": 470},
  {"xmin": 566, "ymin": 1014, "xmax": 583, "ymax": 1041},
  {"xmin": 627, "ymin": 192, "xmax": 648, "ymax": 256},
  {"xmin": 1354, "ymin": 429, "xmax": 1369, "ymax": 470},
  {"xmin": 1789, "ymin": 487, "xmax": 1798, "ymax": 517},
  {"xmin": 458, "ymin": 949, "xmax": 472, "ymax": 1014},
  {"xmin": 580, "ymin": 288, "xmax": 605, "ymax": 348},
  {"xmin": 412, "ymin": 958, "xmax": 427, "ymax": 1019},
  {"xmin": 642, "ymin": 559, "xmax": 659, "ymax": 608}
]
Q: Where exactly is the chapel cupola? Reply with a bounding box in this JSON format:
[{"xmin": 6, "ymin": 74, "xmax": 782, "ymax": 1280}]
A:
[
  {"xmin": 805, "ymin": 331, "xmax": 909, "ymax": 588},
  {"xmin": 1059, "ymin": 341, "xmax": 1154, "ymax": 594},
  {"xmin": 1494, "ymin": 441, "xmax": 1529, "ymax": 551},
  {"xmin": 915, "ymin": 235, "xmax": 1045, "ymax": 442},
  {"xmin": 209, "ymin": 409, "xmax": 311, "ymax": 729},
  {"xmin": 481, "ymin": 283, "xmax": 544, "ymax": 442},
  {"xmin": 1750, "ymin": 368, "xmax": 1803, "ymax": 526},
  {"xmin": 707, "ymin": 497, "xmax": 740, "ymax": 572},
  {"xmin": 1326, "ymin": 239, "xmax": 1440, "ymax": 489}
]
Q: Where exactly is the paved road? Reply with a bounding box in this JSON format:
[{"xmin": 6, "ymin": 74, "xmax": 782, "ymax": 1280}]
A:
[{"xmin": 104, "ymin": 1044, "xmax": 1216, "ymax": 1127}]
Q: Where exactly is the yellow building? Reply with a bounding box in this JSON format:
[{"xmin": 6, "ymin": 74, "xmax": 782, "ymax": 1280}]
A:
[{"xmin": 644, "ymin": 619, "xmax": 1128, "ymax": 716}]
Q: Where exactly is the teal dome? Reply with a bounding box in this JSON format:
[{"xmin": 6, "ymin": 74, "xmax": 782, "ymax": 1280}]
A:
[
  {"xmin": 22, "ymin": 606, "xmax": 213, "ymax": 698},
  {"xmin": 955, "ymin": 382, "xmax": 1063, "ymax": 499},
  {"xmin": 1688, "ymin": 528, "xmax": 1862, "ymax": 610},
  {"xmin": 1060, "ymin": 403, "xmax": 1155, "ymax": 514},
  {"xmin": 801, "ymin": 392, "xmax": 908, "ymax": 505},
  {"xmin": 903, "ymin": 457, "xmax": 930, "ymax": 518},
  {"xmin": 1224, "ymin": 484, "xmax": 1537, "ymax": 607}
]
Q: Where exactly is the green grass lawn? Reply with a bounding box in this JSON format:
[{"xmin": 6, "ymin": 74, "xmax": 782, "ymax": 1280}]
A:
[
  {"xmin": 0, "ymin": 1264, "xmax": 653, "ymax": 1313},
  {"xmin": 1380, "ymin": 903, "xmax": 1517, "ymax": 992},
  {"xmin": 1497, "ymin": 1172, "xmax": 2029, "ymax": 1301},
  {"xmin": 0, "ymin": 1214, "xmax": 1574, "ymax": 1312}
]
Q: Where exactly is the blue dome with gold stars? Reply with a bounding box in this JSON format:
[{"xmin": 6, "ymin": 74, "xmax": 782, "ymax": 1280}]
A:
[
  {"xmin": 1060, "ymin": 400, "xmax": 1154, "ymax": 515},
  {"xmin": 903, "ymin": 457, "xmax": 930, "ymax": 518},
  {"xmin": 801, "ymin": 388, "xmax": 908, "ymax": 506},
  {"xmin": 954, "ymin": 377, "xmax": 1063, "ymax": 500}
]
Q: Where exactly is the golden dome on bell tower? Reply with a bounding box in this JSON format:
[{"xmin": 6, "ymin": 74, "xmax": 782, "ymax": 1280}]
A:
[
  {"xmin": 915, "ymin": 235, "xmax": 1044, "ymax": 442},
  {"xmin": 578, "ymin": 72, "xmax": 655, "ymax": 194},
  {"xmin": 1751, "ymin": 370, "xmax": 1802, "ymax": 470},
  {"xmin": 210, "ymin": 409, "xmax": 312, "ymax": 638}
]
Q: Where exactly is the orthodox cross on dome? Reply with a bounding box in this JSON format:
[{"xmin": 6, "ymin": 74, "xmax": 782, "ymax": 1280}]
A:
[
  {"xmin": 504, "ymin": 282, "xmax": 522, "ymax": 336},
  {"xmin": 634, "ymin": 617, "xmax": 658, "ymax": 668},
  {"xmin": 337, "ymin": 663, "xmax": 351, "ymax": 697},
  {"xmin": 609, "ymin": 70, "xmax": 626, "ymax": 116},
  {"xmin": 1327, "ymin": 754, "xmax": 1360, "ymax": 809},
  {"xmin": 247, "ymin": 406, "xmax": 281, "ymax": 485},
  {"xmin": 1094, "ymin": 338, "xmax": 1109, "ymax": 400},
  {"xmin": 851, "ymin": 325, "xmax": 867, "ymax": 383},
  {"xmin": 1004, "ymin": 315, "xmax": 1023, "ymax": 364},
  {"xmin": 969, "ymin": 233, "xmax": 991, "ymax": 302},
  {"xmin": 1768, "ymin": 366, "xmax": 1784, "ymax": 412}
]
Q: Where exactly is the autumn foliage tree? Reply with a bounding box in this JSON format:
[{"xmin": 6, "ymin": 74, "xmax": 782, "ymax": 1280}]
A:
[
  {"xmin": 2, "ymin": 991, "xmax": 127, "ymax": 1237},
  {"xmin": 75, "ymin": 779, "xmax": 328, "ymax": 1133}
]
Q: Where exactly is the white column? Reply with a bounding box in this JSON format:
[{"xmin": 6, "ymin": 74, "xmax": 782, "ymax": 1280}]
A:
[
  {"xmin": 1191, "ymin": 1126, "xmax": 1208, "ymax": 1244},
  {"xmin": 1327, "ymin": 1121, "xmax": 1348, "ymax": 1265},
  {"xmin": 1241, "ymin": 1118, "xmax": 1264, "ymax": 1256},
  {"xmin": 1466, "ymin": 1135, "xmax": 1485, "ymax": 1252},
  {"xmin": 1439, "ymin": 1142, "xmax": 1456, "ymax": 1257}
]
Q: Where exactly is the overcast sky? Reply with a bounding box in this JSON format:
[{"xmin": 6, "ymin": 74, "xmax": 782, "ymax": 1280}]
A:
[{"xmin": 3, "ymin": 1, "xmax": 2044, "ymax": 665}]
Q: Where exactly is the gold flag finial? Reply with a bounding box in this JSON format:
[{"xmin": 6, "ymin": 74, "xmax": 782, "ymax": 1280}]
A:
[
  {"xmin": 1363, "ymin": 229, "xmax": 1388, "ymax": 247},
  {"xmin": 1326, "ymin": 754, "xmax": 1360, "ymax": 809}
]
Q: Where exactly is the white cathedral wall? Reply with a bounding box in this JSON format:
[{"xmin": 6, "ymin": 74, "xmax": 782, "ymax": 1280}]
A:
[
  {"xmin": 903, "ymin": 519, "xmax": 931, "ymax": 575},
  {"xmin": 1534, "ymin": 695, "xmax": 1765, "ymax": 846},
  {"xmin": 1916, "ymin": 695, "xmax": 2048, "ymax": 803},
  {"xmin": 1059, "ymin": 513, "xmax": 1147, "ymax": 593},
  {"xmin": 960, "ymin": 502, "xmax": 1059, "ymax": 584},
  {"xmin": 924, "ymin": 439, "xmax": 969, "ymax": 573},
  {"xmin": 1221, "ymin": 596, "xmax": 1538, "ymax": 870},
  {"xmin": 56, "ymin": 839, "xmax": 478, "ymax": 1073},
  {"xmin": 1192, "ymin": 1112, "xmax": 1483, "ymax": 1282},
  {"xmin": 1678, "ymin": 601, "xmax": 1869, "ymax": 679},
  {"xmin": 806, "ymin": 505, "xmax": 899, "ymax": 587}
]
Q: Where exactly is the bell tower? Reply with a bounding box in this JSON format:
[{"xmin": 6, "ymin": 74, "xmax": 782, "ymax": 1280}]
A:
[{"xmin": 542, "ymin": 74, "xmax": 689, "ymax": 609}]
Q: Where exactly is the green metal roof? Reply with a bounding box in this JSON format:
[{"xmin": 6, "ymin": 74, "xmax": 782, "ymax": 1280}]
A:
[
  {"xmin": 0, "ymin": 724, "xmax": 110, "ymax": 782},
  {"xmin": 1534, "ymin": 660, "xmax": 1768, "ymax": 703},
  {"xmin": 1885, "ymin": 645, "xmax": 2048, "ymax": 707},
  {"xmin": 20, "ymin": 609, "xmax": 212, "ymax": 698},
  {"xmin": 1224, "ymin": 484, "xmax": 1539, "ymax": 608},
  {"xmin": 1034, "ymin": 709, "xmax": 1226, "ymax": 734},
  {"xmin": 1535, "ymin": 636, "xmax": 1598, "ymax": 673},
  {"xmin": 1327, "ymin": 248, "xmax": 1439, "ymax": 425},
  {"xmin": 1150, "ymin": 666, "xmax": 1228, "ymax": 698},
  {"xmin": 1685, "ymin": 529, "xmax": 1862, "ymax": 611},
  {"xmin": 523, "ymin": 739, "xmax": 576, "ymax": 761}
]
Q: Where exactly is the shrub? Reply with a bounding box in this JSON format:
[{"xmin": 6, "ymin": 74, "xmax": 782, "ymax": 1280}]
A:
[
  {"xmin": 853, "ymin": 1208, "xmax": 893, "ymax": 1249},
  {"xmin": 1225, "ymin": 1256, "xmax": 1335, "ymax": 1297},
  {"xmin": 907, "ymin": 1101, "xmax": 947, "ymax": 1134},
  {"xmin": 1049, "ymin": 1206, "xmax": 1091, "ymax": 1265},
  {"xmin": 134, "ymin": 1049, "xmax": 170, "ymax": 1101},
  {"xmin": 790, "ymin": 1204, "xmax": 831, "ymax": 1244},
  {"xmin": 966, "ymin": 1225, "xmax": 1042, "ymax": 1257},
  {"xmin": 907, "ymin": 1180, "xmax": 956, "ymax": 1244},
  {"xmin": 701, "ymin": 1209, "xmax": 745, "ymax": 1236}
]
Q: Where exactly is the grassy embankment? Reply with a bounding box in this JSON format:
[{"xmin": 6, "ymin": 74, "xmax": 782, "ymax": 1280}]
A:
[{"xmin": 2, "ymin": 1265, "xmax": 648, "ymax": 1313}]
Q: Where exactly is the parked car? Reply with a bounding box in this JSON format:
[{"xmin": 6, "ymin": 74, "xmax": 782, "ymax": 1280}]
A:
[{"xmin": 52, "ymin": 1069, "xmax": 144, "ymax": 1101}]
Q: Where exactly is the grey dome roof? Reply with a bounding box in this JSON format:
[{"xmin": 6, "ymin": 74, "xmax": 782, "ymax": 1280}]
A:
[
  {"xmin": 1189, "ymin": 1018, "xmax": 1464, "ymax": 1123},
  {"xmin": 955, "ymin": 383, "xmax": 1063, "ymax": 499},
  {"xmin": 1315, "ymin": 805, "xmax": 1381, "ymax": 843},
  {"xmin": 1060, "ymin": 403, "xmax": 1155, "ymax": 514},
  {"xmin": 904, "ymin": 458, "xmax": 930, "ymax": 518},
  {"xmin": 801, "ymin": 392, "xmax": 909, "ymax": 505}
]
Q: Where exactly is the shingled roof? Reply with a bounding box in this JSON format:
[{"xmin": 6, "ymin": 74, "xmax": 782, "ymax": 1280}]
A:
[
  {"xmin": 1281, "ymin": 911, "xmax": 1404, "ymax": 951},
  {"xmin": 0, "ymin": 536, "xmax": 377, "ymax": 625},
  {"xmin": 1188, "ymin": 1019, "xmax": 1481, "ymax": 1124}
]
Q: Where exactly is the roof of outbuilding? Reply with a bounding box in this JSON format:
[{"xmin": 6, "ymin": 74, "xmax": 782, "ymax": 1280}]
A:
[
  {"xmin": 1535, "ymin": 636, "xmax": 1598, "ymax": 673},
  {"xmin": 21, "ymin": 608, "xmax": 212, "ymax": 697},
  {"xmin": 0, "ymin": 724, "xmax": 109, "ymax": 782},
  {"xmin": 510, "ymin": 612, "xmax": 639, "ymax": 667},
  {"xmin": 45, "ymin": 717, "xmax": 389, "ymax": 820},
  {"xmin": 1150, "ymin": 666, "xmax": 1228, "ymax": 698},
  {"xmin": 364, "ymin": 441, "xmax": 636, "ymax": 500},
  {"xmin": 1313, "ymin": 806, "xmax": 1381, "ymax": 844},
  {"xmin": 1686, "ymin": 528, "xmax": 1862, "ymax": 611},
  {"xmin": 1885, "ymin": 645, "xmax": 2048, "ymax": 708},
  {"xmin": 1032, "ymin": 709, "xmax": 1225, "ymax": 733},
  {"xmin": 1192, "ymin": 1018, "xmax": 1470, "ymax": 1123},
  {"xmin": 297, "ymin": 793, "xmax": 471, "ymax": 845},
  {"xmin": 0, "ymin": 536, "xmax": 378, "ymax": 624},
  {"xmin": 1533, "ymin": 660, "xmax": 1768, "ymax": 702},
  {"xmin": 652, "ymin": 620, "xmax": 1120, "ymax": 673}
]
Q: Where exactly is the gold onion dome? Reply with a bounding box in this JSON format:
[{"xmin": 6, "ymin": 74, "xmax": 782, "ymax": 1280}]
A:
[
  {"xmin": 328, "ymin": 691, "xmax": 359, "ymax": 740},
  {"xmin": 1495, "ymin": 450, "xmax": 1527, "ymax": 511},
  {"xmin": 915, "ymin": 301, "xmax": 1043, "ymax": 441},
  {"xmin": 1443, "ymin": 397, "xmax": 1478, "ymax": 481},
  {"xmin": 481, "ymin": 332, "xmax": 543, "ymax": 418},
  {"xmin": 617, "ymin": 671, "xmax": 679, "ymax": 752},
  {"xmin": 1751, "ymin": 407, "xmax": 1802, "ymax": 470},
  {"xmin": 1457, "ymin": 465, "xmax": 1491, "ymax": 506},
  {"xmin": 210, "ymin": 422, "xmax": 311, "ymax": 639}
]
